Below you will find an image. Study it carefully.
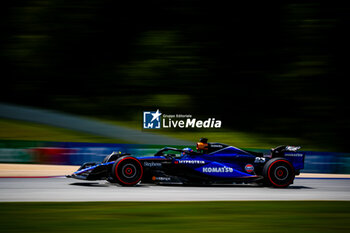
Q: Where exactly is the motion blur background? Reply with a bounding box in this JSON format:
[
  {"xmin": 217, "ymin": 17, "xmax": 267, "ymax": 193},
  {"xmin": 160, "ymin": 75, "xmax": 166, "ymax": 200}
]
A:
[{"xmin": 1, "ymin": 1, "xmax": 349, "ymax": 152}]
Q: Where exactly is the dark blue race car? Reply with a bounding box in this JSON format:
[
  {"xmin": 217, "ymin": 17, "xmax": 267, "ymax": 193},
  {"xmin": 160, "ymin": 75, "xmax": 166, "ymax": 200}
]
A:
[{"xmin": 68, "ymin": 138, "xmax": 305, "ymax": 188}]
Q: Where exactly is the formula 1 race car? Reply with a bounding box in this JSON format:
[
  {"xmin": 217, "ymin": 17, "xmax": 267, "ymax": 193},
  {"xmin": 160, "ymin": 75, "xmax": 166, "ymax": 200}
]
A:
[{"xmin": 68, "ymin": 138, "xmax": 305, "ymax": 188}]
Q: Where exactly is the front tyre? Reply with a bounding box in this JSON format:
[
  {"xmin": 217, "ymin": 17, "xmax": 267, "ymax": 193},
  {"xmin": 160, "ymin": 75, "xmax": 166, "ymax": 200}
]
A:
[
  {"xmin": 112, "ymin": 156, "xmax": 143, "ymax": 186},
  {"xmin": 263, "ymin": 158, "xmax": 295, "ymax": 188}
]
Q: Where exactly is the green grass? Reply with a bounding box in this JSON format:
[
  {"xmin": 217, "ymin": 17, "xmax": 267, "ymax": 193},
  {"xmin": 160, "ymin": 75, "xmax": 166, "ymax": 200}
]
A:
[
  {"xmin": 0, "ymin": 201, "xmax": 349, "ymax": 233},
  {"xmin": 104, "ymin": 119, "xmax": 320, "ymax": 151},
  {"xmin": 0, "ymin": 117, "xmax": 327, "ymax": 151},
  {"xmin": 0, "ymin": 118, "xmax": 130, "ymax": 144}
]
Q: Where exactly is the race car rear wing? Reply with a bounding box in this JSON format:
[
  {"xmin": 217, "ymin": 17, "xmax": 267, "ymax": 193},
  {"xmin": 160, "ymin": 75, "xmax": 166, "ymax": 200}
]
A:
[{"xmin": 271, "ymin": 145, "xmax": 305, "ymax": 171}]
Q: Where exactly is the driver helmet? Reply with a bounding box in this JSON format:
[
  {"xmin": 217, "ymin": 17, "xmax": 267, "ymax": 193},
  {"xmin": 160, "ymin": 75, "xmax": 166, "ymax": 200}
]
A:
[{"xmin": 182, "ymin": 147, "xmax": 193, "ymax": 155}]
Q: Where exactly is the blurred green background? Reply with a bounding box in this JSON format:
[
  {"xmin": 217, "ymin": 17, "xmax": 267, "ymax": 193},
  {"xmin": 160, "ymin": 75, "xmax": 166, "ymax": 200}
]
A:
[
  {"xmin": 1, "ymin": 201, "xmax": 349, "ymax": 233},
  {"xmin": 1, "ymin": 1, "xmax": 349, "ymax": 151}
]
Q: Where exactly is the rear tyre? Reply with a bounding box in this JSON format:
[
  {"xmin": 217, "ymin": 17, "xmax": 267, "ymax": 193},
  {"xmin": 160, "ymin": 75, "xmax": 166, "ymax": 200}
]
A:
[
  {"xmin": 112, "ymin": 156, "xmax": 143, "ymax": 186},
  {"xmin": 263, "ymin": 158, "xmax": 295, "ymax": 188}
]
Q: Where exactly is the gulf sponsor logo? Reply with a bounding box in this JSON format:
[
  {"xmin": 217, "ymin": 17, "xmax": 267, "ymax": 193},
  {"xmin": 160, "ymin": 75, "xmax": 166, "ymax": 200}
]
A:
[{"xmin": 245, "ymin": 164, "xmax": 254, "ymax": 173}]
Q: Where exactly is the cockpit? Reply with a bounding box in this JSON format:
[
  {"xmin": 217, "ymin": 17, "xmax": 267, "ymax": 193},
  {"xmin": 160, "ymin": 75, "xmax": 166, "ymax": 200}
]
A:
[{"xmin": 196, "ymin": 138, "xmax": 229, "ymax": 154}]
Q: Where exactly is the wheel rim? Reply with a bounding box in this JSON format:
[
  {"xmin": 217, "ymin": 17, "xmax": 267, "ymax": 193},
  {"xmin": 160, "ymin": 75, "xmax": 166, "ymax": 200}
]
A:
[
  {"xmin": 268, "ymin": 160, "xmax": 294, "ymax": 187},
  {"xmin": 122, "ymin": 163, "xmax": 137, "ymax": 179},
  {"xmin": 114, "ymin": 157, "xmax": 143, "ymax": 185},
  {"xmin": 274, "ymin": 166, "xmax": 289, "ymax": 181}
]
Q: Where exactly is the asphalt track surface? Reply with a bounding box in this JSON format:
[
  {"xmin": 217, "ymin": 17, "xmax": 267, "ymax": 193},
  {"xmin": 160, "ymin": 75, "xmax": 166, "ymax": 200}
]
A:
[{"xmin": 0, "ymin": 177, "xmax": 349, "ymax": 201}]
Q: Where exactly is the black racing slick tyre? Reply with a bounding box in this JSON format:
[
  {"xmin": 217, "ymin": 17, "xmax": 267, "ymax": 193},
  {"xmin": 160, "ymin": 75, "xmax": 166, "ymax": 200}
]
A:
[
  {"xmin": 263, "ymin": 158, "xmax": 295, "ymax": 188},
  {"xmin": 112, "ymin": 156, "xmax": 143, "ymax": 186}
]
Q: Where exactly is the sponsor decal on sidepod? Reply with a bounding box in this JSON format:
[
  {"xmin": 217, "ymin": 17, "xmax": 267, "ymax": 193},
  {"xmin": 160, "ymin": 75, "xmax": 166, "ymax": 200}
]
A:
[
  {"xmin": 143, "ymin": 161, "xmax": 162, "ymax": 167},
  {"xmin": 179, "ymin": 160, "xmax": 205, "ymax": 164},
  {"xmin": 202, "ymin": 166, "xmax": 234, "ymax": 173}
]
